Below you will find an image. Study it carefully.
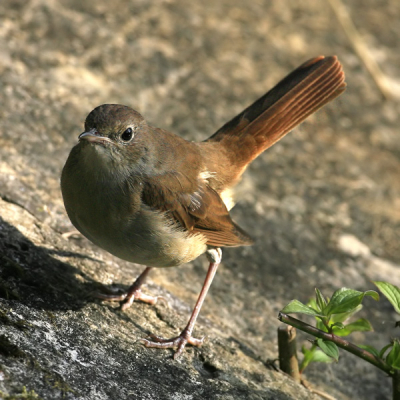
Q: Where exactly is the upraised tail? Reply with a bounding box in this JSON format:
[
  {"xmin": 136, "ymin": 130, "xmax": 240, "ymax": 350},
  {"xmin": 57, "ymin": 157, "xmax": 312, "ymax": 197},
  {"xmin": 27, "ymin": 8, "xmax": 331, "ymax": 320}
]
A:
[{"xmin": 205, "ymin": 56, "xmax": 346, "ymax": 169}]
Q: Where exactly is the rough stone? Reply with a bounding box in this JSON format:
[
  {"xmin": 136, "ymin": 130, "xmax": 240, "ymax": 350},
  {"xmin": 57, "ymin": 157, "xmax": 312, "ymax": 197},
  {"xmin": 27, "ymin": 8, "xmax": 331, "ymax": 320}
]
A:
[{"xmin": 0, "ymin": 1, "xmax": 399, "ymax": 399}]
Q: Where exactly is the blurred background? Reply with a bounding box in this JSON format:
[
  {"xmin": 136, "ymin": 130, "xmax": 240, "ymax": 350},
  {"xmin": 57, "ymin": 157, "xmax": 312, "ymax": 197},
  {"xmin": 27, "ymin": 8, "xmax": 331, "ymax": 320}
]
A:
[{"xmin": 0, "ymin": 0, "xmax": 399, "ymax": 399}]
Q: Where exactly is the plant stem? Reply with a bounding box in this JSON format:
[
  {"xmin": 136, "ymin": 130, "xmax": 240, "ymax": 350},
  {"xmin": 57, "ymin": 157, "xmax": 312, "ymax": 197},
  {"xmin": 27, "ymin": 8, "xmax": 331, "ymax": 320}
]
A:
[
  {"xmin": 278, "ymin": 325, "xmax": 301, "ymax": 382},
  {"xmin": 278, "ymin": 312, "xmax": 392, "ymax": 375},
  {"xmin": 393, "ymin": 369, "xmax": 400, "ymax": 400}
]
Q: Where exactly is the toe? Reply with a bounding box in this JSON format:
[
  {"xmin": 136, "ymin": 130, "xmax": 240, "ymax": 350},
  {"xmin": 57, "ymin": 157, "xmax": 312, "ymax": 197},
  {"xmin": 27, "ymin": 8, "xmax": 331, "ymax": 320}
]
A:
[{"xmin": 141, "ymin": 330, "xmax": 204, "ymax": 359}]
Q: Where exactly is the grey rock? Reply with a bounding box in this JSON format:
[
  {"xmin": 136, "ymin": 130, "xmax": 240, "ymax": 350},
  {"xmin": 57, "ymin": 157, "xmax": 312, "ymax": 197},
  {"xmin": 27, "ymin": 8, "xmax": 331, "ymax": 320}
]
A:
[{"xmin": 1, "ymin": 0, "xmax": 399, "ymax": 399}]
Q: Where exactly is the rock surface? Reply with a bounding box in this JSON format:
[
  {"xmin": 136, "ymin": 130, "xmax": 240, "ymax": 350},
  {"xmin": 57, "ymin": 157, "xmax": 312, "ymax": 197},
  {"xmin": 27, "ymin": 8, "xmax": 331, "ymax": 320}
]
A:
[{"xmin": 0, "ymin": 0, "xmax": 399, "ymax": 399}]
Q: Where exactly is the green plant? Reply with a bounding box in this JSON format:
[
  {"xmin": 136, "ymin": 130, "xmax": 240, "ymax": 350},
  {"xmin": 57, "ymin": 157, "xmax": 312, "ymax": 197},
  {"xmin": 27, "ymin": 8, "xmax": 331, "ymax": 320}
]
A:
[{"xmin": 278, "ymin": 282, "xmax": 400, "ymax": 399}]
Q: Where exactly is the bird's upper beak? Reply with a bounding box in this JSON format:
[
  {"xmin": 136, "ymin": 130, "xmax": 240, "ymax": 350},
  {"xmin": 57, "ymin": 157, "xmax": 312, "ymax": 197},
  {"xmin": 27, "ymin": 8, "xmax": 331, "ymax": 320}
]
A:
[{"xmin": 78, "ymin": 128, "xmax": 112, "ymax": 144}]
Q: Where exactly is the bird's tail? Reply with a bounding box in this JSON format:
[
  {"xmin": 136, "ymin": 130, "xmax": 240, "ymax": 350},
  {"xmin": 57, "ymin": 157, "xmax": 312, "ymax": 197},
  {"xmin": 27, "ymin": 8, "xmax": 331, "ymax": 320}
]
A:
[{"xmin": 206, "ymin": 56, "xmax": 346, "ymax": 169}]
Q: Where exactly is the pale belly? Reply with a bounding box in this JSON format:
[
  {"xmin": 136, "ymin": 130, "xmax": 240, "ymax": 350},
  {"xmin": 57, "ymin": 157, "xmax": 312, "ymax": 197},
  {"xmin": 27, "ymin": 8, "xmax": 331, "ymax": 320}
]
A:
[{"xmin": 70, "ymin": 202, "xmax": 208, "ymax": 268}]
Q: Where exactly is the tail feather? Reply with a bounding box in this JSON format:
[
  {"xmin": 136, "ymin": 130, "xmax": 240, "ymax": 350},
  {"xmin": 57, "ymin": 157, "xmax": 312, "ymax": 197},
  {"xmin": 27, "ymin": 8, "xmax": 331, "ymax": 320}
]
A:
[
  {"xmin": 206, "ymin": 56, "xmax": 346, "ymax": 165},
  {"xmin": 258, "ymin": 59, "xmax": 344, "ymax": 152}
]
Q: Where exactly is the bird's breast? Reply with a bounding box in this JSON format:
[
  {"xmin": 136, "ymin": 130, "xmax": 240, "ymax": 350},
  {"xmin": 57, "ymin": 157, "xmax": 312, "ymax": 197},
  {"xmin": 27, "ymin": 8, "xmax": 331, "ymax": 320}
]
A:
[{"xmin": 61, "ymin": 146, "xmax": 208, "ymax": 267}]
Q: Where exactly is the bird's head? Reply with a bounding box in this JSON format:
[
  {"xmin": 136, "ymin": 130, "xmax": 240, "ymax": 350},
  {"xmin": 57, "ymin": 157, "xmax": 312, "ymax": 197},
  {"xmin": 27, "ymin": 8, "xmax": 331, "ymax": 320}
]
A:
[{"xmin": 77, "ymin": 104, "xmax": 152, "ymax": 174}]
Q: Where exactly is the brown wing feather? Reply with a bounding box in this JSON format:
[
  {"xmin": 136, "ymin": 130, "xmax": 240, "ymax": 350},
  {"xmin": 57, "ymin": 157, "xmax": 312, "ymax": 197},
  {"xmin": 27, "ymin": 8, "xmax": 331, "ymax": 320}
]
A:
[{"xmin": 141, "ymin": 173, "xmax": 253, "ymax": 247}]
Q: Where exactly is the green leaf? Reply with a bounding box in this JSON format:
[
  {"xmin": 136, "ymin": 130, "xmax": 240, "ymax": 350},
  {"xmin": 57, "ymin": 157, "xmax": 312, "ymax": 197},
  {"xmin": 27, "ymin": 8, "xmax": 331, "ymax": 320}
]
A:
[
  {"xmin": 330, "ymin": 305, "xmax": 362, "ymax": 324},
  {"xmin": 364, "ymin": 290, "xmax": 380, "ymax": 302},
  {"xmin": 324, "ymin": 288, "xmax": 378, "ymax": 316},
  {"xmin": 307, "ymin": 349, "xmax": 335, "ymax": 364},
  {"xmin": 331, "ymin": 322, "xmax": 345, "ymax": 330},
  {"xmin": 280, "ymin": 300, "xmax": 324, "ymax": 317},
  {"xmin": 386, "ymin": 341, "xmax": 400, "ymax": 370},
  {"xmin": 358, "ymin": 344, "xmax": 381, "ymax": 358},
  {"xmin": 325, "ymin": 288, "xmax": 363, "ymax": 315},
  {"xmin": 307, "ymin": 297, "xmax": 318, "ymax": 310},
  {"xmin": 317, "ymin": 339, "xmax": 339, "ymax": 361},
  {"xmin": 374, "ymin": 281, "xmax": 400, "ymax": 314},
  {"xmin": 300, "ymin": 345, "xmax": 334, "ymax": 372},
  {"xmin": 332, "ymin": 318, "xmax": 373, "ymax": 337},
  {"xmin": 379, "ymin": 343, "xmax": 394, "ymax": 359},
  {"xmin": 316, "ymin": 318, "xmax": 328, "ymax": 332},
  {"xmin": 300, "ymin": 345, "xmax": 313, "ymax": 371},
  {"xmin": 307, "ymin": 298, "xmax": 329, "ymax": 328},
  {"xmin": 315, "ymin": 288, "xmax": 327, "ymax": 312}
]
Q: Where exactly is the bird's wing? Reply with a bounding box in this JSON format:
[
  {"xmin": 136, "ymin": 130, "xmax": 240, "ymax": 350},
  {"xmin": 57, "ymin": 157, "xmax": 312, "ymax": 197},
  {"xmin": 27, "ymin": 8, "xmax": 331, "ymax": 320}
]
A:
[{"xmin": 141, "ymin": 171, "xmax": 253, "ymax": 247}]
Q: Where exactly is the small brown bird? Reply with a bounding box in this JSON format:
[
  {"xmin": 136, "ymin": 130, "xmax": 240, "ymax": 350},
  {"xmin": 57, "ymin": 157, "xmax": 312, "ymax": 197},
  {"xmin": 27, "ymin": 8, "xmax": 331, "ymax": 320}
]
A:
[{"xmin": 61, "ymin": 56, "xmax": 346, "ymax": 359}]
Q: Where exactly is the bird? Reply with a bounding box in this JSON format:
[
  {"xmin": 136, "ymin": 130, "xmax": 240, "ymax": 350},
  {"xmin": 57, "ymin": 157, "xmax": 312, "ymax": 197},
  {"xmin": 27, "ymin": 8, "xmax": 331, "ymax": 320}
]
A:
[{"xmin": 61, "ymin": 55, "xmax": 346, "ymax": 359}]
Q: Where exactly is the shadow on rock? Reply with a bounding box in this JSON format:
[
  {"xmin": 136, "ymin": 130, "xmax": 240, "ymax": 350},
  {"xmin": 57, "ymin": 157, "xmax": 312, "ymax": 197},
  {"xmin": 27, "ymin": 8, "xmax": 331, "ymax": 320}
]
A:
[{"xmin": 0, "ymin": 216, "xmax": 102, "ymax": 312}]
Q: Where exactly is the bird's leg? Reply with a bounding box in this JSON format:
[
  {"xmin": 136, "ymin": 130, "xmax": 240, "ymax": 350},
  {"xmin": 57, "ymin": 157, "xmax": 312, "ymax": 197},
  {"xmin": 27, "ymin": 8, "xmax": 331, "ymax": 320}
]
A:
[
  {"xmin": 142, "ymin": 248, "xmax": 222, "ymax": 359},
  {"xmin": 96, "ymin": 266, "xmax": 162, "ymax": 310}
]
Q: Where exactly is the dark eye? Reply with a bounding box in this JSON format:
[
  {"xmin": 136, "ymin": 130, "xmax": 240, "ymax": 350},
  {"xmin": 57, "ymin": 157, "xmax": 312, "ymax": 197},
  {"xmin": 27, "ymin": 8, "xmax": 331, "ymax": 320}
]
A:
[{"xmin": 120, "ymin": 127, "xmax": 133, "ymax": 142}]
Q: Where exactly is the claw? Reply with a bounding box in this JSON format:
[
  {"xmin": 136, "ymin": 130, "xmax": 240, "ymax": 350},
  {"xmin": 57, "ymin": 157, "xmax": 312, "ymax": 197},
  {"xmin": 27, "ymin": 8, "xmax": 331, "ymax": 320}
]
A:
[
  {"xmin": 141, "ymin": 329, "xmax": 205, "ymax": 359},
  {"xmin": 94, "ymin": 266, "xmax": 161, "ymax": 310},
  {"xmin": 96, "ymin": 288, "xmax": 161, "ymax": 309}
]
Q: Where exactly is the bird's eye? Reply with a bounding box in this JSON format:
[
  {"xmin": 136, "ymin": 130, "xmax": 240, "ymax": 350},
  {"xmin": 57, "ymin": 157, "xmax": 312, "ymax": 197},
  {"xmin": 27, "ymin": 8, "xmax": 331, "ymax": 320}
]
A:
[{"xmin": 120, "ymin": 127, "xmax": 133, "ymax": 142}]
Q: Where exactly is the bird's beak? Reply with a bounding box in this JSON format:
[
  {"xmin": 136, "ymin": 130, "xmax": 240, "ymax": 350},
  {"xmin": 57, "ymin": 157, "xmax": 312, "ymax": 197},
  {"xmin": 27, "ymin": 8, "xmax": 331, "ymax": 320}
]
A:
[{"xmin": 79, "ymin": 128, "xmax": 112, "ymax": 144}]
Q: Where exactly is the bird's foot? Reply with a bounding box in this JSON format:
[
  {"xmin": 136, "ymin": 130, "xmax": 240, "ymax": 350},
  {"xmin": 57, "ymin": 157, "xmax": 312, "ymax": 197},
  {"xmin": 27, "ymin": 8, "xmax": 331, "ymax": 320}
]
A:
[
  {"xmin": 96, "ymin": 288, "xmax": 163, "ymax": 310},
  {"xmin": 95, "ymin": 267, "xmax": 163, "ymax": 310},
  {"xmin": 141, "ymin": 327, "xmax": 204, "ymax": 359}
]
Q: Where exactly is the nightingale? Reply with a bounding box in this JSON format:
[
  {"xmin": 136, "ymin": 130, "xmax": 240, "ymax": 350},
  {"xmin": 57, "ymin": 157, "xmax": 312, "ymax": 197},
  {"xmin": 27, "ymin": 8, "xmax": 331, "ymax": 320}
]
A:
[{"xmin": 61, "ymin": 56, "xmax": 346, "ymax": 359}]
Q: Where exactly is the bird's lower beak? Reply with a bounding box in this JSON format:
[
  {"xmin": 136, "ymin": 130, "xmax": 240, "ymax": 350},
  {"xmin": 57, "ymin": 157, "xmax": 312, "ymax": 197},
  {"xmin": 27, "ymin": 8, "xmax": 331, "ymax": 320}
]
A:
[{"xmin": 79, "ymin": 129, "xmax": 111, "ymax": 144}]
